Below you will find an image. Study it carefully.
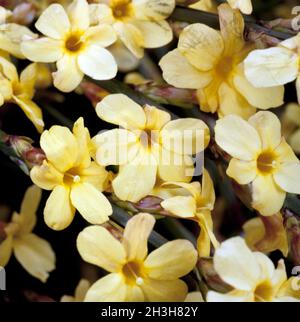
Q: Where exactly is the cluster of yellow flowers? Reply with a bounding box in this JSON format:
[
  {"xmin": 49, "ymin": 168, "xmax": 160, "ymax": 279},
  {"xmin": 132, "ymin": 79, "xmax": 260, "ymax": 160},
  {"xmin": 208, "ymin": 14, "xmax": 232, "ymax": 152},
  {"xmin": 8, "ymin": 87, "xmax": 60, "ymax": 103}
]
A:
[{"xmin": 0, "ymin": 0, "xmax": 300, "ymax": 303}]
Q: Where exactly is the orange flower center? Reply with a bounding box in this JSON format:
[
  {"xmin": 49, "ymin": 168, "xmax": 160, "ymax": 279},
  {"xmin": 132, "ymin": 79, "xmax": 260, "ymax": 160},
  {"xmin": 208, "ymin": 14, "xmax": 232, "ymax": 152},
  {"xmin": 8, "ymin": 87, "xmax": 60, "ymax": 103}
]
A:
[
  {"xmin": 65, "ymin": 33, "xmax": 84, "ymax": 53},
  {"xmin": 254, "ymin": 280, "xmax": 274, "ymax": 302},
  {"xmin": 111, "ymin": 0, "xmax": 133, "ymax": 20},
  {"xmin": 215, "ymin": 56, "xmax": 234, "ymax": 80},
  {"xmin": 122, "ymin": 261, "xmax": 145, "ymax": 285},
  {"xmin": 63, "ymin": 167, "xmax": 81, "ymax": 185},
  {"xmin": 256, "ymin": 151, "xmax": 278, "ymax": 175}
]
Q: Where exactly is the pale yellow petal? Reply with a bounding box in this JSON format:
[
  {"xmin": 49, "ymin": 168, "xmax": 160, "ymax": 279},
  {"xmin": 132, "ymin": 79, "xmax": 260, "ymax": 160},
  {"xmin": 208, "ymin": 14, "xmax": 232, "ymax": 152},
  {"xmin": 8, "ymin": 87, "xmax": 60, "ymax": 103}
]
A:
[
  {"xmin": 144, "ymin": 105, "xmax": 171, "ymax": 130},
  {"xmin": 40, "ymin": 125, "xmax": 78, "ymax": 172},
  {"xmin": 21, "ymin": 38, "xmax": 63, "ymax": 63},
  {"xmin": 54, "ymin": 55, "xmax": 84, "ymax": 92},
  {"xmin": 248, "ymin": 111, "xmax": 282, "ymax": 150},
  {"xmin": 84, "ymin": 274, "xmax": 127, "ymax": 302},
  {"xmin": 144, "ymin": 240, "xmax": 197, "ymax": 280},
  {"xmin": 96, "ymin": 93, "xmax": 146, "ymax": 129},
  {"xmin": 207, "ymin": 290, "xmax": 253, "ymax": 302},
  {"xmin": 178, "ymin": 23, "xmax": 224, "ymax": 71},
  {"xmin": 125, "ymin": 285, "xmax": 145, "ymax": 302},
  {"xmin": 13, "ymin": 233, "xmax": 55, "ymax": 282},
  {"xmin": 290, "ymin": 129, "xmax": 300, "ymax": 154},
  {"xmin": 134, "ymin": 0, "xmax": 175, "ymax": 20},
  {"xmin": 123, "ymin": 213, "xmax": 155, "ymax": 261},
  {"xmin": 160, "ymin": 118, "xmax": 210, "ymax": 155},
  {"xmin": 79, "ymin": 162, "xmax": 109, "ymax": 191},
  {"xmin": 201, "ymin": 168, "xmax": 215, "ymax": 209},
  {"xmin": 244, "ymin": 47, "xmax": 298, "ymax": 88},
  {"xmin": 20, "ymin": 63, "xmax": 38, "ymax": 97},
  {"xmin": 77, "ymin": 225, "xmax": 126, "ymax": 272},
  {"xmin": 252, "ymin": 175, "xmax": 286, "ymax": 216},
  {"xmin": 0, "ymin": 236, "xmax": 13, "ymax": 267},
  {"xmin": 70, "ymin": 182, "xmax": 112, "ymax": 224},
  {"xmin": 233, "ymin": 66, "xmax": 284, "ymax": 110},
  {"xmin": 277, "ymin": 276, "xmax": 300, "ymax": 300},
  {"xmin": 30, "ymin": 161, "xmax": 63, "ymax": 190},
  {"xmin": 0, "ymin": 56, "xmax": 18, "ymax": 82},
  {"xmin": 44, "ymin": 185, "xmax": 75, "ymax": 231},
  {"xmin": 35, "ymin": 4, "xmax": 70, "ymax": 39},
  {"xmin": 161, "ymin": 196, "xmax": 196, "ymax": 218},
  {"xmin": 83, "ymin": 25, "xmax": 116, "ymax": 47},
  {"xmin": 132, "ymin": 20, "xmax": 172, "ymax": 48},
  {"xmin": 227, "ymin": 158, "xmax": 257, "ymax": 184},
  {"xmin": 213, "ymin": 237, "xmax": 260, "ymax": 291},
  {"xmin": 215, "ymin": 114, "xmax": 261, "ymax": 161},
  {"xmin": 13, "ymin": 96, "xmax": 44, "ymax": 133},
  {"xmin": 274, "ymin": 162, "xmax": 300, "ymax": 194},
  {"xmin": 227, "ymin": 0, "xmax": 252, "ymax": 14},
  {"xmin": 159, "ymin": 49, "xmax": 212, "ymax": 89},
  {"xmin": 112, "ymin": 149, "xmax": 157, "ymax": 202},
  {"xmin": 67, "ymin": 0, "xmax": 89, "ymax": 31},
  {"xmin": 114, "ymin": 22, "xmax": 144, "ymax": 58},
  {"xmin": 185, "ymin": 292, "xmax": 204, "ymax": 302},
  {"xmin": 141, "ymin": 278, "xmax": 188, "ymax": 302},
  {"xmin": 275, "ymin": 138, "xmax": 299, "ymax": 163},
  {"xmin": 78, "ymin": 45, "xmax": 117, "ymax": 80}
]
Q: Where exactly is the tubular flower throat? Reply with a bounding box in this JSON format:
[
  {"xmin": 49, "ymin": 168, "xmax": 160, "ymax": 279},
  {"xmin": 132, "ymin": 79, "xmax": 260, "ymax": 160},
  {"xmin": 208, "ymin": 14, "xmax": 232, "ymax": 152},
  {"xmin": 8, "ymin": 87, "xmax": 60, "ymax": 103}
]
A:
[
  {"xmin": 92, "ymin": 93, "xmax": 210, "ymax": 203},
  {"xmin": 0, "ymin": 185, "xmax": 55, "ymax": 282},
  {"xmin": 160, "ymin": 169, "xmax": 219, "ymax": 257},
  {"xmin": 159, "ymin": 3, "xmax": 284, "ymax": 119},
  {"xmin": 77, "ymin": 213, "xmax": 198, "ymax": 302},
  {"xmin": 21, "ymin": 0, "xmax": 118, "ymax": 92},
  {"xmin": 30, "ymin": 117, "xmax": 112, "ymax": 231},
  {"xmin": 207, "ymin": 237, "xmax": 300, "ymax": 302},
  {"xmin": 215, "ymin": 111, "xmax": 300, "ymax": 216},
  {"xmin": 89, "ymin": 0, "xmax": 175, "ymax": 58}
]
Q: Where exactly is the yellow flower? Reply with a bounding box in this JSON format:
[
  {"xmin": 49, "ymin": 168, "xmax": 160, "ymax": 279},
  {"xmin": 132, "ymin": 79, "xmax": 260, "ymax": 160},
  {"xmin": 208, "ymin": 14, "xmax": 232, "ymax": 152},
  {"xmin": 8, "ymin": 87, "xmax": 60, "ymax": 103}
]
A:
[
  {"xmin": 30, "ymin": 117, "xmax": 112, "ymax": 230},
  {"xmin": 244, "ymin": 33, "xmax": 300, "ymax": 103},
  {"xmin": 61, "ymin": 279, "xmax": 91, "ymax": 302},
  {"xmin": 93, "ymin": 93, "xmax": 210, "ymax": 202},
  {"xmin": 215, "ymin": 111, "xmax": 300, "ymax": 216},
  {"xmin": 77, "ymin": 213, "xmax": 197, "ymax": 302},
  {"xmin": 243, "ymin": 213, "xmax": 289, "ymax": 257},
  {"xmin": 21, "ymin": 0, "xmax": 117, "ymax": 92},
  {"xmin": 227, "ymin": 0, "xmax": 252, "ymax": 14},
  {"xmin": 207, "ymin": 237, "xmax": 300, "ymax": 302},
  {"xmin": 159, "ymin": 4, "xmax": 284, "ymax": 119},
  {"xmin": 89, "ymin": 0, "xmax": 175, "ymax": 59},
  {"xmin": 189, "ymin": 0, "xmax": 217, "ymax": 12},
  {"xmin": 160, "ymin": 169, "xmax": 219, "ymax": 257},
  {"xmin": 0, "ymin": 56, "xmax": 44, "ymax": 132},
  {"xmin": 0, "ymin": 185, "xmax": 55, "ymax": 282},
  {"xmin": 282, "ymin": 103, "xmax": 300, "ymax": 154}
]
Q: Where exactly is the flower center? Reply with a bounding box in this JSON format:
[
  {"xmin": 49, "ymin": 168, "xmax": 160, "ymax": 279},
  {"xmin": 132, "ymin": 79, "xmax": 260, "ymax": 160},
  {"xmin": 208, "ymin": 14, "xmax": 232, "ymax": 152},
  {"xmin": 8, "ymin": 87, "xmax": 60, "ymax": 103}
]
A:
[
  {"xmin": 111, "ymin": 0, "xmax": 133, "ymax": 20},
  {"xmin": 256, "ymin": 151, "xmax": 278, "ymax": 175},
  {"xmin": 63, "ymin": 168, "xmax": 81, "ymax": 185},
  {"xmin": 216, "ymin": 56, "xmax": 234, "ymax": 80},
  {"xmin": 65, "ymin": 33, "xmax": 83, "ymax": 53},
  {"xmin": 122, "ymin": 261, "xmax": 145, "ymax": 286},
  {"xmin": 254, "ymin": 281, "xmax": 274, "ymax": 302}
]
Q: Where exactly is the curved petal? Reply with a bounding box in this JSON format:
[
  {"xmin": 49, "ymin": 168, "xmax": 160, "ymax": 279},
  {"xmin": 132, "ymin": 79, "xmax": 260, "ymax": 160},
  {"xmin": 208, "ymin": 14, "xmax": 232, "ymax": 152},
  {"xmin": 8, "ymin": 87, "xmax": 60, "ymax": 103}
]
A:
[
  {"xmin": 123, "ymin": 213, "xmax": 155, "ymax": 261},
  {"xmin": 70, "ymin": 182, "xmax": 112, "ymax": 224},
  {"xmin": 67, "ymin": 0, "xmax": 90, "ymax": 31},
  {"xmin": 227, "ymin": 158, "xmax": 257, "ymax": 185},
  {"xmin": 132, "ymin": 20, "xmax": 172, "ymax": 48},
  {"xmin": 227, "ymin": 0, "xmax": 252, "ymax": 14},
  {"xmin": 252, "ymin": 175, "xmax": 286, "ymax": 216},
  {"xmin": 274, "ymin": 162, "xmax": 300, "ymax": 194},
  {"xmin": 213, "ymin": 237, "xmax": 260, "ymax": 291},
  {"xmin": 134, "ymin": 0, "xmax": 175, "ymax": 20},
  {"xmin": 0, "ymin": 236, "xmax": 13, "ymax": 267},
  {"xmin": 77, "ymin": 225, "xmax": 125, "ymax": 272},
  {"xmin": 144, "ymin": 105, "xmax": 171, "ymax": 130},
  {"xmin": 178, "ymin": 23, "xmax": 224, "ymax": 71},
  {"xmin": 207, "ymin": 290, "xmax": 254, "ymax": 302},
  {"xmin": 84, "ymin": 25, "xmax": 116, "ymax": 48},
  {"xmin": 141, "ymin": 278, "xmax": 188, "ymax": 302},
  {"xmin": 201, "ymin": 168, "xmax": 215, "ymax": 209},
  {"xmin": 0, "ymin": 56, "xmax": 18, "ymax": 82},
  {"xmin": 94, "ymin": 129, "xmax": 139, "ymax": 166},
  {"xmin": 84, "ymin": 274, "xmax": 127, "ymax": 302},
  {"xmin": 160, "ymin": 118, "xmax": 210, "ymax": 155},
  {"xmin": 44, "ymin": 185, "xmax": 75, "ymax": 231},
  {"xmin": 78, "ymin": 45, "xmax": 117, "ymax": 80},
  {"xmin": 79, "ymin": 162, "xmax": 109, "ymax": 191},
  {"xmin": 40, "ymin": 125, "xmax": 78, "ymax": 172},
  {"xmin": 112, "ymin": 149, "xmax": 157, "ymax": 202},
  {"xmin": 30, "ymin": 161, "xmax": 63, "ymax": 190},
  {"xmin": 114, "ymin": 22, "xmax": 144, "ymax": 58},
  {"xmin": 96, "ymin": 93, "xmax": 146, "ymax": 130},
  {"xmin": 234, "ymin": 66, "xmax": 284, "ymax": 110},
  {"xmin": 248, "ymin": 111, "xmax": 282, "ymax": 150},
  {"xmin": 159, "ymin": 49, "xmax": 212, "ymax": 89},
  {"xmin": 21, "ymin": 38, "xmax": 63, "ymax": 63},
  {"xmin": 215, "ymin": 114, "xmax": 261, "ymax": 161},
  {"xmin": 275, "ymin": 138, "xmax": 299, "ymax": 163},
  {"xmin": 53, "ymin": 55, "xmax": 84, "ymax": 92},
  {"xmin": 144, "ymin": 240, "xmax": 197, "ymax": 280},
  {"xmin": 13, "ymin": 233, "xmax": 55, "ymax": 282},
  {"xmin": 244, "ymin": 47, "xmax": 298, "ymax": 88},
  {"xmin": 13, "ymin": 96, "xmax": 44, "ymax": 133},
  {"xmin": 35, "ymin": 4, "xmax": 70, "ymax": 39},
  {"xmin": 161, "ymin": 196, "xmax": 196, "ymax": 218}
]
